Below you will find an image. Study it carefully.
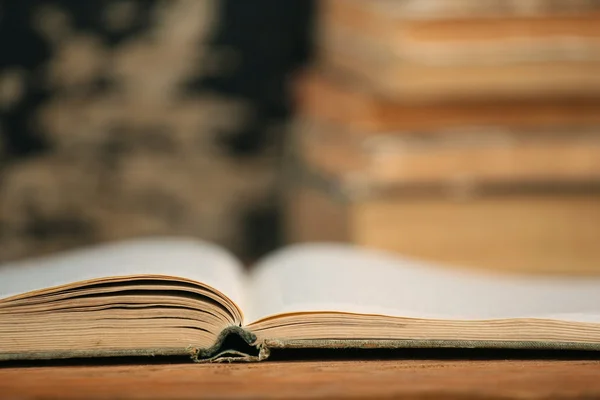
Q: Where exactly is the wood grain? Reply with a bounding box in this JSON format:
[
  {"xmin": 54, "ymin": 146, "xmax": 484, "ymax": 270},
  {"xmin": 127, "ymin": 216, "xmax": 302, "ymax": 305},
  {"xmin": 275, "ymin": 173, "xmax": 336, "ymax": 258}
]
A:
[{"xmin": 1, "ymin": 360, "xmax": 600, "ymax": 399}]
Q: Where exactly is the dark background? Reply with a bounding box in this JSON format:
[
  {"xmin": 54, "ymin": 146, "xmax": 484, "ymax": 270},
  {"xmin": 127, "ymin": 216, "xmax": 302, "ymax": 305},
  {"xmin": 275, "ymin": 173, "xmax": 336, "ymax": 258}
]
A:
[{"xmin": 0, "ymin": 0, "xmax": 315, "ymax": 262}]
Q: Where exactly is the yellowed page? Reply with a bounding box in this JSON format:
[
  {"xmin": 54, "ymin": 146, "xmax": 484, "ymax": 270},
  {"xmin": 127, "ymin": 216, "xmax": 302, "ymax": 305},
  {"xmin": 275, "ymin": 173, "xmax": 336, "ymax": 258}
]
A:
[
  {"xmin": 0, "ymin": 237, "xmax": 246, "ymax": 309},
  {"xmin": 247, "ymin": 244, "xmax": 600, "ymax": 324}
]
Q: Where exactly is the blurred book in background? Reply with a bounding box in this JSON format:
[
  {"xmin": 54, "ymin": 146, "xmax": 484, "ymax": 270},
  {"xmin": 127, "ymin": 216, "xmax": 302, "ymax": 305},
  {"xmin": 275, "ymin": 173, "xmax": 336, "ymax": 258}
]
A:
[
  {"xmin": 284, "ymin": 0, "xmax": 600, "ymax": 275},
  {"xmin": 318, "ymin": 0, "xmax": 600, "ymax": 101}
]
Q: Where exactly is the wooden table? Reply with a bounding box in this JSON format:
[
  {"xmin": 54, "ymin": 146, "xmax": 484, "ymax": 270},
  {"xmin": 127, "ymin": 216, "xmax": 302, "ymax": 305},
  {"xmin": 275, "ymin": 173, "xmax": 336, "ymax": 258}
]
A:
[{"xmin": 2, "ymin": 359, "xmax": 600, "ymax": 399}]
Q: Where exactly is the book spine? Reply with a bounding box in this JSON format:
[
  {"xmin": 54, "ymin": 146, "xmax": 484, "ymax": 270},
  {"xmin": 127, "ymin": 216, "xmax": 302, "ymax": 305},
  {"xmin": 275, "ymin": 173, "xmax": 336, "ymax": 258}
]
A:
[{"xmin": 190, "ymin": 326, "xmax": 267, "ymax": 363}]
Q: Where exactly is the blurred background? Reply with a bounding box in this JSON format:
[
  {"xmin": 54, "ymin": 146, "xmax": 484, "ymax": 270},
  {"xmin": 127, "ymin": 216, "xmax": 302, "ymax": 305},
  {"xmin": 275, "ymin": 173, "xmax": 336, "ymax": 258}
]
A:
[
  {"xmin": 0, "ymin": 0, "xmax": 313, "ymax": 263},
  {"xmin": 1, "ymin": 0, "xmax": 599, "ymax": 275}
]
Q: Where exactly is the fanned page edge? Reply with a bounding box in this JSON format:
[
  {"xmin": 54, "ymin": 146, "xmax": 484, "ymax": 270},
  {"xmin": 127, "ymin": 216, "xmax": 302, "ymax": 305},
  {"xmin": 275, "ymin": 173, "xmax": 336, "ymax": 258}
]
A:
[
  {"xmin": 259, "ymin": 338, "xmax": 600, "ymax": 352},
  {"xmin": 0, "ymin": 326, "xmax": 263, "ymax": 363},
  {"xmin": 0, "ymin": 237, "xmax": 255, "ymax": 363},
  {"xmin": 0, "ymin": 237, "xmax": 247, "ymax": 309},
  {"xmin": 175, "ymin": 333, "xmax": 600, "ymax": 363},
  {"xmin": 206, "ymin": 333, "xmax": 600, "ymax": 363},
  {"xmin": 4, "ymin": 325, "xmax": 600, "ymax": 363}
]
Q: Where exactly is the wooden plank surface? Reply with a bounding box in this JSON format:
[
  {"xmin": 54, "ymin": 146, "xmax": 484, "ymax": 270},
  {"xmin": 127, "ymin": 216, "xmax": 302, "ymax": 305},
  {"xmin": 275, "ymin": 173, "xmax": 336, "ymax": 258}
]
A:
[{"xmin": 1, "ymin": 360, "xmax": 600, "ymax": 399}]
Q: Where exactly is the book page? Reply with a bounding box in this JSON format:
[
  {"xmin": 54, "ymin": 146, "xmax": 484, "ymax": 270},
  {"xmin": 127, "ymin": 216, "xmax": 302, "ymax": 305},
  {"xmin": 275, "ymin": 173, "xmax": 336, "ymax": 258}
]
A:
[
  {"xmin": 0, "ymin": 237, "xmax": 247, "ymax": 309},
  {"xmin": 246, "ymin": 243, "xmax": 600, "ymax": 324}
]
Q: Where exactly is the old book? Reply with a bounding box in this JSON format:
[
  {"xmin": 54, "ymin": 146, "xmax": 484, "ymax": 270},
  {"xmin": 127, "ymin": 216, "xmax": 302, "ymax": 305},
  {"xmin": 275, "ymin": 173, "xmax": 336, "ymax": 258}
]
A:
[
  {"xmin": 322, "ymin": 0, "xmax": 600, "ymax": 66},
  {"xmin": 318, "ymin": 1, "xmax": 600, "ymax": 100},
  {"xmin": 320, "ymin": 33, "xmax": 600, "ymax": 101},
  {"xmin": 284, "ymin": 181, "xmax": 600, "ymax": 276},
  {"xmin": 2, "ymin": 237, "xmax": 600, "ymax": 363},
  {"xmin": 287, "ymin": 116, "xmax": 600, "ymax": 274},
  {"xmin": 294, "ymin": 71, "xmax": 600, "ymax": 132},
  {"xmin": 293, "ymin": 119, "xmax": 600, "ymax": 188},
  {"xmin": 332, "ymin": 0, "xmax": 600, "ymax": 20}
]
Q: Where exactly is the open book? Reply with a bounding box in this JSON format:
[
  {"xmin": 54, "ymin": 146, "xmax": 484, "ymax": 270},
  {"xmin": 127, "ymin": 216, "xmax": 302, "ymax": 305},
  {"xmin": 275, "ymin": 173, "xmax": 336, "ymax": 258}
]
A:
[{"xmin": 2, "ymin": 238, "xmax": 600, "ymax": 362}]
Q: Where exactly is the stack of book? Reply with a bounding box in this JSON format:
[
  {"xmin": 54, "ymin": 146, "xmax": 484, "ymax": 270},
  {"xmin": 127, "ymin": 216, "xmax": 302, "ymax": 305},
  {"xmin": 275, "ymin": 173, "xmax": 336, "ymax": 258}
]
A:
[
  {"xmin": 284, "ymin": 0, "xmax": 600, "ymax": 275},
  {"xmin": 318, "ymin": 0, "xmax": 600, "ymax": 101}
]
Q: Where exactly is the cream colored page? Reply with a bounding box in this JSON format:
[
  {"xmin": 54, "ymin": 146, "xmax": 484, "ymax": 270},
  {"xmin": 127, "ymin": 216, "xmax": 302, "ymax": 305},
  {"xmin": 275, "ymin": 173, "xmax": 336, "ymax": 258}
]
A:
[
  {"xmin": 0, "ymin": 237, "xmax": 246, "ymax": 308},
  {"xmin": 246, "ymin": 244, "xmax": 600, "ymax": 324}
]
